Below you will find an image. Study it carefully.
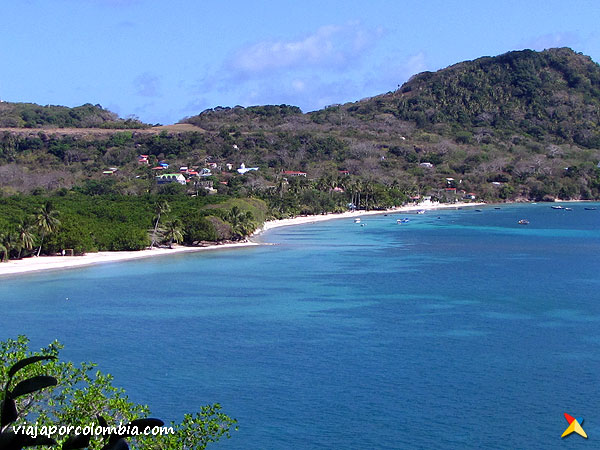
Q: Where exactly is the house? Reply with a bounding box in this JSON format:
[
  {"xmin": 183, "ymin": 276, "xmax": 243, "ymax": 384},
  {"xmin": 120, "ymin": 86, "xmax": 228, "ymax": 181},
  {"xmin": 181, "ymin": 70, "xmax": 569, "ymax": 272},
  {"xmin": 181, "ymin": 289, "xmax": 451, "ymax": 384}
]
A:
[
  {"xmin": 465, "ymin": 193, "xmax": 476, "ymax": 200},
  {"xmin": 179, "ymin": 166, "xmax": 188, "ymax": 172},
  {"xmin": 158, "ymin": 161, "xmax": 169, "ymax": 168},
  {"xmin": 156, "ymin": 174, "xmax": 186, "ymax": 185},
  {"xmin": 282, "ymin": 170, "xmax": 307, "ymax": 177},
  {"xmin": 138, "ymin": 155, "xmax": 149, "ymax": 165},
  {"xmin": 237, "ymin": 163, "xmax": 259, "ymax": 174},
  {"xmin": 207, "ymin": 162, "xmax": 218, "ymax": 169},
  {"xmin": 419, "ymin": 162, "xmax": 434, "ymax": 168},
  {"xmin": 332, "ymin": 187, "xmax": 345, "ymax": 193},
  {"xmin": 200, "ymin": 168, "xmax": 212, "ymax": 177},
  {"xmin": 339, "ymin": 170, "xmax": 350, "ymax": 176},
  {"xmin": 226, "ymin": 163, "xmax": 233, "ymax": 171}
]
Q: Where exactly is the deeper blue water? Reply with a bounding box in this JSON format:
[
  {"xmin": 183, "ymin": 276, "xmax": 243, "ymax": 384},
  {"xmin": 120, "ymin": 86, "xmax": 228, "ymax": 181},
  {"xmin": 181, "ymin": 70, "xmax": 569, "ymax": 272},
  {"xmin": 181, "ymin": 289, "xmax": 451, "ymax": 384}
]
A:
[{"xmin": 1, "ymin": 203, "xmax": 599, "ymax": 449}]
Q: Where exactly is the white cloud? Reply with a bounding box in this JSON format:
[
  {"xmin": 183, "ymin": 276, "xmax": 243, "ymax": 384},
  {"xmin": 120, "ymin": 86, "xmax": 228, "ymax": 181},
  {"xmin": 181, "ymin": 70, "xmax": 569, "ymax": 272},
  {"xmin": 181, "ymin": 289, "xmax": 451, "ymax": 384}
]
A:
[{"xmin": 228, "ymin": 23, "xmax": 383, "ymax": 75}]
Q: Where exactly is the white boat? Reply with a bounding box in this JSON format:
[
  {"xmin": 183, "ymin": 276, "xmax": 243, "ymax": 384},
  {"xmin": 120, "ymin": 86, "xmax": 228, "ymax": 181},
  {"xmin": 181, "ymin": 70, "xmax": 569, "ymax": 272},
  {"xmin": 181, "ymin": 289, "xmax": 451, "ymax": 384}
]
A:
[
  {"xmin": 417, "ymin": 210, "xmax": 425, "ymax": 214},
  {"xmin": 518, "ymin": 219, "xmax": 529, "ymax": 225},
  {"xmin": 354, "ymin": 218, "xmax": 361, "ymax": 223}
]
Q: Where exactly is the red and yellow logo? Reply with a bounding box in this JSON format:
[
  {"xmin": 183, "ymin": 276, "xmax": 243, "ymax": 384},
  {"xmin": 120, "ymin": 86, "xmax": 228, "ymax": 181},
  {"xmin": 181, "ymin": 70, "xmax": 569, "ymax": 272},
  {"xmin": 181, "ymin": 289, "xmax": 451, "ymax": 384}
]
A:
[{"xmin": 561, "ymin": 413, "xmax": 587, "ymax": 439}]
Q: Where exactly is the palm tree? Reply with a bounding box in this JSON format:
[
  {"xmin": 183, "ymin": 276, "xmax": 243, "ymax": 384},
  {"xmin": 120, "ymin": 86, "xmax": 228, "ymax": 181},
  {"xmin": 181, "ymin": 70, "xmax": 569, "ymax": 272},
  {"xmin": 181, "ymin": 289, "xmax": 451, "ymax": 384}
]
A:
[
  {"xmin": 227, "ymin": 206, "xmax": 255, "ymax": 239},
  {"xmin": 16, "ymin": 219, "xmax": 35, "ymax": 259},
  {"xmin": 2, "ymin": 231, "xmax": 18, "ymax": 261},
  {"xmin": 162, "ymin": 219, "xmax": 184, "ymax": 248},
  {"xmin": 0, "ymin": 236, "xmax": 7, "ymax": 262},
  {"xmin": 35, "ymin": 202, "xmax": 60, "ymax": 256},
  {"xmin": 151, "ymin": 200, "xmax": 170, "ymax": 247}
]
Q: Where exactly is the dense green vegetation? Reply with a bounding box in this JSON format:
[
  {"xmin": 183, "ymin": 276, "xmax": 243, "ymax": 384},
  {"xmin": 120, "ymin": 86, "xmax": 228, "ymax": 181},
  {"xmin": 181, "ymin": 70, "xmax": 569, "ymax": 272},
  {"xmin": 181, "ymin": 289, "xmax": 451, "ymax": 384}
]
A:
[
  {"xmin": 0, "ymin": 103, "xmax": 148, "ymax": 129},
  {"xmin": 0, "ymin": 336, "xmax": 236, "ymax": 449},
  {"xmin": 0, "ymin": 194, "xmax": 267, "ymax": 259},
  {"xmin": 1, "ymin": 47, "xmax": 600, "ymax": 259}
]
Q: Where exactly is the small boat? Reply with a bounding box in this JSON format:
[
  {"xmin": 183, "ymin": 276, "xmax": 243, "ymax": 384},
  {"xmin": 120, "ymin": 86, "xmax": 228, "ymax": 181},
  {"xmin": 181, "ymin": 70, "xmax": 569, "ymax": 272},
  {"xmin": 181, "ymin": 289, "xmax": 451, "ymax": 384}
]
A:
[
  {"xmin": 396, "ymin": 218, "xmax": 410, "ymax": 224},
  {"xmin": 417, "ymin": 210, "xmax": 425, "ymax": 215},
  {"xmin": 518, "ymin": 219, "xmax": 530, "ymax": 225},
  {"xmin": 494, "ymin": 207, "xmax": 501, "ymax": 210},
  {"xmin": 475, "ymin": 209, "xmax": 483, "ymax": 212},
  {"xmin": 354, "ymin": 218, "xmax": 361, "ymax": 223},
  {"xmin": 584, "ymin": 207, "xmax": 597, "ymax": 210},
  {"xmin": 565, "ymin": 207, "xmax": 573, "ymax": 211},
  {"xmin": 551, "ymin": 206, "xmax": 564, "ymax": 210}
]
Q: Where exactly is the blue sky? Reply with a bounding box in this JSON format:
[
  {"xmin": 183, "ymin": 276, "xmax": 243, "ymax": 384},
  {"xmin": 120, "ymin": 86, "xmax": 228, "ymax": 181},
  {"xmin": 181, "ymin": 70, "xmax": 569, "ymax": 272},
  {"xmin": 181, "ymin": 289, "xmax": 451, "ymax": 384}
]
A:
[{"xmin": 1, "ymin": 0, "xmax": 598, "ymax": 124}]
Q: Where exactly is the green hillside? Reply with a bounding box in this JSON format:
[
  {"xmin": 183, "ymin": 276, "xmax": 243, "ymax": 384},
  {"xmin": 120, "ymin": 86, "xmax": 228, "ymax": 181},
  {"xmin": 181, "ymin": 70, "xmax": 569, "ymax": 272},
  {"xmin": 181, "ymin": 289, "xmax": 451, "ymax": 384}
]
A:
[
  {"xmin": 0, "ymin": 102, "xmax": 148, "ymax": 129},
  {"xmin": 1, "ymin": 48, "xmax": 600, "ymax": 210},
  {"xmin": 339, "ymin": 48, "xmax": 600, "ymax": 148}
]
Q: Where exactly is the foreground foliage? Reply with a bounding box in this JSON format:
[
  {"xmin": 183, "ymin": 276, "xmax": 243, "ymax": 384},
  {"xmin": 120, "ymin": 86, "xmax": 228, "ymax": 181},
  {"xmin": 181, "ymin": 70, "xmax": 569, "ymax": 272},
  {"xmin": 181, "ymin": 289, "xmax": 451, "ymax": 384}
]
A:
[{"xmin": 0, "ymin": 336, "xmax": 236, "ymax": 449}]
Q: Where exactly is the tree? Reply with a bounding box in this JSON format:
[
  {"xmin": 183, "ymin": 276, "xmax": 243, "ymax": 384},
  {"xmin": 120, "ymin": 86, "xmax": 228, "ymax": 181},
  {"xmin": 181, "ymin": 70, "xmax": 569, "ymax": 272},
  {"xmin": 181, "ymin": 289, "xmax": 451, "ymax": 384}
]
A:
[
  {"xmin": 151, "ymin": 200, "xmax": 170, "ymax": 248},
  {"xmin": 1, "ymin": 231, "xmax": 18, "ymax": 261},
  {"xmin": 0, "ymin": 336, "xmax": 237, "ymax": 449},
  {"xmin": 0, "ymin": 238, "xmax": 7, "ymax": 262},
  {"xmin": 35, "ymin": 202, "xmax": 60, "ymax": 256},
  {"xmin": 227, "ymin": 206, "xmax": 255, "ymax": 239},
  {"xmin": 162, "ymin": 219, "xmax": 184, "ymax": 248},
  {"xmin": 16, "ymin": 220, "xmax": 35, "ymax": 259}
]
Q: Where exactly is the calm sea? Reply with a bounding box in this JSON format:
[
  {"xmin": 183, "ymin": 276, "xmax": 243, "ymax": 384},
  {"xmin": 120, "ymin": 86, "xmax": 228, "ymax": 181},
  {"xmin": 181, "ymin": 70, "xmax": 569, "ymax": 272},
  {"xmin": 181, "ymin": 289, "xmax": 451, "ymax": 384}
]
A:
[{"xmin": 1, "ymin": 203, "xmax": 599, "ymax": 449}]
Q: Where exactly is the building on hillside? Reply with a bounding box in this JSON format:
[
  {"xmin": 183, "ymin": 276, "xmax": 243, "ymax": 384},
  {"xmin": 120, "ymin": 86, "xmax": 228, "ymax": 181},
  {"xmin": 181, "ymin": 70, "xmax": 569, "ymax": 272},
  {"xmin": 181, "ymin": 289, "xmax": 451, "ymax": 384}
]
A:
[
  {"xmin": 237, "ymin": 163, "xmax": 259, "ymax": 174},
  {"xmin": 419, "ymin": 162, "xmax": 434, "ymax": 168},
  {"xmin": 282, "ymin": 170, "xmax": 307, "ymax": 177},
  {"xmin": 156, "ymin": 174, "xmax": 186, "ymax": 185},
  {"xmin": 138, "ymin": 155, "xmax": 149, "ymax": 165}
]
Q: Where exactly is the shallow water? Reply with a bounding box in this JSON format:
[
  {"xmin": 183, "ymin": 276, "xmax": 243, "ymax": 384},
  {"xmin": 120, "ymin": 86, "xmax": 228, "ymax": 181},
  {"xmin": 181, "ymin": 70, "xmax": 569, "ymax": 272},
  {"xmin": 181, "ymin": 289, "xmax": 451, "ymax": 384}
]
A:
[{"xmin": 1, "ymin": 203, "xmax": 599, "ymax": 448}]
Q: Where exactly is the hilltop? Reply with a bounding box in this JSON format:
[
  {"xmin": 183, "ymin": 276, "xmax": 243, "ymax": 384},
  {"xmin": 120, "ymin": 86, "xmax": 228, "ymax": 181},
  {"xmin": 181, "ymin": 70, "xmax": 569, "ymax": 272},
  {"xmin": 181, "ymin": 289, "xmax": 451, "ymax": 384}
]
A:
[
  {"xmin": 0, "ymin": 102, "xmax": 148, "ymax": 129},
  {"xmin": 336, "ymin": 47, "xmax": 600, "ymax": 148}
]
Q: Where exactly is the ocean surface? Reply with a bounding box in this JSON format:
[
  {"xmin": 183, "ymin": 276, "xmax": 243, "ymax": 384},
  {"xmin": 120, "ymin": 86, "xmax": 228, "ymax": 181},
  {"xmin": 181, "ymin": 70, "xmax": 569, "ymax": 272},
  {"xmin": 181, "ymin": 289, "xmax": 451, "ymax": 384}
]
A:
[{"xmin": 1, "ymin": 203, "xmax": 599, "ymax": 449}]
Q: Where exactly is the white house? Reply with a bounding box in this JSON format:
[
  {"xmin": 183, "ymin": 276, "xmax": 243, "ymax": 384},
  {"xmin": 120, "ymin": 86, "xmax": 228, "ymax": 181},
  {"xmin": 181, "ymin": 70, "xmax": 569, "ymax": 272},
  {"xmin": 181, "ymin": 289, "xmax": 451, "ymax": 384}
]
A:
[
  {"xmin": 156, "ymin": 174, "xmax": 186, "ymax": 185},
  {"xmin": 237, "ymin": 163, "xmax": 259, "ymax": 174}
]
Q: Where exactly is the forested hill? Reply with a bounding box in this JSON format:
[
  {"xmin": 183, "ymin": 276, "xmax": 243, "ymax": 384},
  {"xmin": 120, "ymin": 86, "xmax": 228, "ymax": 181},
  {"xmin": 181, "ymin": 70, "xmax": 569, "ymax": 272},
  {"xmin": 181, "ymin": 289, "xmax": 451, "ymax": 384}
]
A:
[
  {"xmin": 330, "ymin": 47, "xmax": 600, "ymax": 148},
  {"xmin": 1, "ymin": 47, "xmax": 600, "ymax": 205},
  {"xmin": 0, "ymin": 102, "xmax": 148, "ymax": 129}
]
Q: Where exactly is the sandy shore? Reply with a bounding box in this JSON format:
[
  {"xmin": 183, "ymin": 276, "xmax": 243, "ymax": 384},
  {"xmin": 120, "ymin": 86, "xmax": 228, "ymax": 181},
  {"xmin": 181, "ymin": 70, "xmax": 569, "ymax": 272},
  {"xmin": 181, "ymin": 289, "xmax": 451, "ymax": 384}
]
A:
[
  {"xmin": 0, "ymin": 201, "xmax": 484, "ymax": 277},
  {"xmin": 257, "ymin": 201, "xmax": 485, "ymax": 233}
]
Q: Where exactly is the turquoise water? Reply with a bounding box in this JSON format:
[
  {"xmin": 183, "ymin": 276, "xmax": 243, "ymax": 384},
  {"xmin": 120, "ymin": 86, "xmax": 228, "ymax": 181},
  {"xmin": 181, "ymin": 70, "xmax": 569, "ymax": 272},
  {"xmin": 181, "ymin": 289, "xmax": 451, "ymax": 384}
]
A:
[{"xmin": 1, "ymin": 203, "xmax": 599, "ymax": 448}]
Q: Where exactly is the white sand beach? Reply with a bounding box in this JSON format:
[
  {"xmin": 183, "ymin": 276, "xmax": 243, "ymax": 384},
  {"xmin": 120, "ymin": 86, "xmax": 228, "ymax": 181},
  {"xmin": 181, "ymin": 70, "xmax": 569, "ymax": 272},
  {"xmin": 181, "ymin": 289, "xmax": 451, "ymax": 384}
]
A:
[{"xmin": 0, "ymin": 201, "xmax": 485, "ymax": 277}]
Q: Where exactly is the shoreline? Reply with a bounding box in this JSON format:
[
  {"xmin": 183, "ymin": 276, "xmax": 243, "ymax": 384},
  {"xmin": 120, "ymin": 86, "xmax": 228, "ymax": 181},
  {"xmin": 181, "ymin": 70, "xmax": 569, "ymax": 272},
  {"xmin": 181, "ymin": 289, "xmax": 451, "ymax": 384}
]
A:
[{"xmin": 0, "ymin": 201, "xmax": 484, "ymax": 278}]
